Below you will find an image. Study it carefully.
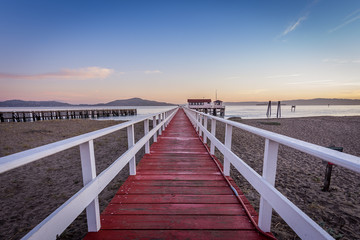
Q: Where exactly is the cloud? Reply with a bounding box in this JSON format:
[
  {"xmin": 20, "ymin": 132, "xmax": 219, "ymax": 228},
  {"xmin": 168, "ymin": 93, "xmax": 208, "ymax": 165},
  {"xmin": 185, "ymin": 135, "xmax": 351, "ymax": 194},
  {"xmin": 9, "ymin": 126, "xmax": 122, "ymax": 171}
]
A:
[
  {"xmin": 287, "ymin": 80, "xmax": 360, "ymax": 87},
  {"xmin": 329, "ymin": 9, "xmax": 360, "ymax": 33},
  {"xmin": 282, "ymin": 15, "xmax": 308, "ymax": 36},
  {"xmin": 0, "ymin": 67, "xmax": 114, "ymax": 80},
  {"xmin": 322, "ymin": 58, "xmax": 360, "ymax": 64},
  {"xmin": 287, "ymin": 80, "xmax": 334, "ymax": 85},
  {"xmin": 145, "ymin": 70, "xmax": 162, "ymax": 74},
  {"xmin": 266, "ymin": 74, "xmax": 301, "ymax": 79}
]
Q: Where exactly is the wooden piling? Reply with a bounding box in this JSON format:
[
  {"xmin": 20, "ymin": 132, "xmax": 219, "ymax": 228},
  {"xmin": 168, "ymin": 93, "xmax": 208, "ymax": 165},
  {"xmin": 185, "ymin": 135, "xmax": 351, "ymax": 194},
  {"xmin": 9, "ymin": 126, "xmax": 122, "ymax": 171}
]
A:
[
  {"xmin": 0, "ymin": 108, "xmax": 137, "ymax": 123},
  {"xmin": 322, "ymin": 146, "xmax": 343, "ymax": 191}
]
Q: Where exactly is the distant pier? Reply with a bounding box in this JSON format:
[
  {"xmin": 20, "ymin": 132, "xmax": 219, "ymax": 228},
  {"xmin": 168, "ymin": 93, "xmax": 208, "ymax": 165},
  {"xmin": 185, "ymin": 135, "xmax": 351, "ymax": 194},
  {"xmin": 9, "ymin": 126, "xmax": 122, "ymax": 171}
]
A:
[
  {"xmin": 187, "ymin": 99, "xmax": 225, "ymax": 116},
  {"xmin": 0, "ymin": 108, "xmax": 137, "ymax": 123}
]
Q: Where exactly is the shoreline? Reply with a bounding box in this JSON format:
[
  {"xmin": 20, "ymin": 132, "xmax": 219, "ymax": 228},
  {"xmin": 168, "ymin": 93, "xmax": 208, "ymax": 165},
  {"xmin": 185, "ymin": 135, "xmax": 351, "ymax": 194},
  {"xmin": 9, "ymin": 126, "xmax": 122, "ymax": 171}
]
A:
[{"xmin": 0, "ymin": 116, "xmax": 359, "ymax": 239}]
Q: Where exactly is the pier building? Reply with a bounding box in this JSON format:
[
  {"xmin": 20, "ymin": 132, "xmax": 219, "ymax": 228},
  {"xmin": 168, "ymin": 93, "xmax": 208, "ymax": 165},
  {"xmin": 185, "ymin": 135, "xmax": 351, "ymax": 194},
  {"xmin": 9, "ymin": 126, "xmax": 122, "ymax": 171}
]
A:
[{"xmin": 187, "ymin": 98, "xmax": 225, "ymax": 116}]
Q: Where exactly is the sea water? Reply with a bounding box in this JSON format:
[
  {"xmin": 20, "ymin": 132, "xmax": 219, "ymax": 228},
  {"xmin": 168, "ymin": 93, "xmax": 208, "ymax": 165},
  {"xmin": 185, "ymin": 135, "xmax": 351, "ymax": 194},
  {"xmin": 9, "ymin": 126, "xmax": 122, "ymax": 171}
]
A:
[
  {"xmin": 225, "ymin": 105, "xmax": 360, "ymax": 119},
  {"xmin": 1, "ymin": 105, "xmax": 359, "ymax": 121}
]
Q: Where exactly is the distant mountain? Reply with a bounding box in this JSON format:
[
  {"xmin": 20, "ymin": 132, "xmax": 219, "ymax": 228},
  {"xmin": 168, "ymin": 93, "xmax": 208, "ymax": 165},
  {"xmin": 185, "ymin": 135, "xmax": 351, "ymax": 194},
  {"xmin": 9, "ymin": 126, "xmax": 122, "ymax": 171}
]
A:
[
  {"xmin": 0, "ymin": 100, "xmax": 72, "ymax": 107},
  {"xmin": 0, "ymin": 98, "xmax": 176, "ymax": 107},
  {"xmin": 96, "ymin": 98, "xmax": 175, "ymax": 106},
  {"xmin": 225, "ymin": 98, "xmax": 360, "ymax": 106},
  {"xmin": 225, "ymin": 101, "xmax": 267, "ymax": 106}
]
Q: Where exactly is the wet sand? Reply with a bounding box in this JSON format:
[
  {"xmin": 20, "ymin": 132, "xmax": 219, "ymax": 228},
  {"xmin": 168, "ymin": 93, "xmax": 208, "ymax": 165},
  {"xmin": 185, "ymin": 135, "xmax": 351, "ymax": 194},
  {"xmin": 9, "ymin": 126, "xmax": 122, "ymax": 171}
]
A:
[{"xmin": 0, "ymin": 116, "xmax": 359, "ymax": 239}]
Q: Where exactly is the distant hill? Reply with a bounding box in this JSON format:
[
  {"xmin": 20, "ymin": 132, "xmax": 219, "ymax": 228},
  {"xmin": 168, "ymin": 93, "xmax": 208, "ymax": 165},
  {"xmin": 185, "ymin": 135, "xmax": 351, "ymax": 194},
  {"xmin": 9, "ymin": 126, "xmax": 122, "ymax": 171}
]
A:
[
  {"xmin": 96, "ymin": 98, "xmax": 175, "ymax": 106},
  {"xmin": 0, "ymin": 100, "xmax": 72, "ymax": 107},
  {"xmin": 225, "ymin": 98, "xmax": 360, "ymax": 106},
  {"xmin": 0, "ymin": 98, "xmax": 176, "ymax": 107}
]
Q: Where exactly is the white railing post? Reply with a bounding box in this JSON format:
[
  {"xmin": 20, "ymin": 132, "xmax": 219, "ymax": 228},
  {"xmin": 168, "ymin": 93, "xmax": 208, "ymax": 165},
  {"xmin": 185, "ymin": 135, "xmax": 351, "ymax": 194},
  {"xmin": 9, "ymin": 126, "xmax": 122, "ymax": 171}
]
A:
[
  {"xmin": 144, "ymin": 119, "xmax": 150, "ymax": 154},
  {"xmin": 224, "ymin": 124, "xmax": 232, "ymax": 176},
  {"xmin": 127, "ymin": 125, "xmax": 136, "ymax": 175},
  {"xmin": 158, "ymin": 114, "xmax": 162, "ymax": 135},
  {"xmin": 258, "ymin": 139, "xmax": 279, "ymax": 232},
  {"xmin": 80, "ymin": 140, "xmax": 100, "ymax": 232},
  {"xmin": 162, "ymin": 113, "xmax": 165, "ymax": 131},
  {"xmin": 203, "ymin": 116, "xmax": 208, "ymax": 144},
  {"xmin": 153, "ymin": 115, "xmax": 157, "ymax": 142},
  {"xmin": 195, "ymin": 113, "xmax": 199, "ymax": 132},
  {"xmin": 210, "ymin": 119, "xmax": 216, "ymax": 155},
  {"xmin": 198, "ymin": 114, "xmax": 203, "ymax": 138}
]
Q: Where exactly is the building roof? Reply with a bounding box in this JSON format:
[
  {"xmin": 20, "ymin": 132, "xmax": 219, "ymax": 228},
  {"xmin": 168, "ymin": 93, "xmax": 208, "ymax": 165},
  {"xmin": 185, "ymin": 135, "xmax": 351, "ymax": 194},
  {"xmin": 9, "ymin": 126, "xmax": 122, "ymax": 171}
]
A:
[{"xmin": 187, "ymin": 99, "xmax": 212, "ymax": 103}]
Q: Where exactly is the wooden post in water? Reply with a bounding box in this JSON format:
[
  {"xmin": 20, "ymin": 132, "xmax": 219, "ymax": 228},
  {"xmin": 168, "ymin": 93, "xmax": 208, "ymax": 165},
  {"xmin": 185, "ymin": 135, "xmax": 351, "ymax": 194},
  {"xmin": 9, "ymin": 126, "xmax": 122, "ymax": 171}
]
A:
[
  {"xmin": 276, "ymin": 101, "xmax": 281, "ymax": 118},
  {"xmin": 266, "ymin": 101, "xmax": 271, "ymax": 118}
]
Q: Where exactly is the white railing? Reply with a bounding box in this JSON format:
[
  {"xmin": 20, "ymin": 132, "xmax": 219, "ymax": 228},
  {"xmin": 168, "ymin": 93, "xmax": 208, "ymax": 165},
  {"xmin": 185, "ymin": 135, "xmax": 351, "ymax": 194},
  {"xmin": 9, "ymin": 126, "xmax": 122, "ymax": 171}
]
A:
[
  {"xmin": 183, "ymin": 107, "xmax": 360, "ymax": 240},
  {"xmin": 0, "ymin": 107, "xmax": 178, "ymax": 239}
]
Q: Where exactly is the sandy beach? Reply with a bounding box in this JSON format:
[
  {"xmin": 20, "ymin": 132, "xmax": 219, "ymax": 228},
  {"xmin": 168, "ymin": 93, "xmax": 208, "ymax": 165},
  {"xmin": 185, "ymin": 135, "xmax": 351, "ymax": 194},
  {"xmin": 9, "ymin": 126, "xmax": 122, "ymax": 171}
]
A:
[{"xmin": 0, "ymin": 116, "xmax": 359, "ymax": 239}]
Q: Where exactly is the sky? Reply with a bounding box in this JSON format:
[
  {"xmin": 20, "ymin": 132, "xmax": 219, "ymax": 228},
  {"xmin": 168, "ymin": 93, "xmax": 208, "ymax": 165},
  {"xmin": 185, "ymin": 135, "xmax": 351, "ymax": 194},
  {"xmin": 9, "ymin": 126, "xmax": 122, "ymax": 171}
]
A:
[{"xmin": 0, "ymin": 0, "xmax": 359, "ymax": 104}]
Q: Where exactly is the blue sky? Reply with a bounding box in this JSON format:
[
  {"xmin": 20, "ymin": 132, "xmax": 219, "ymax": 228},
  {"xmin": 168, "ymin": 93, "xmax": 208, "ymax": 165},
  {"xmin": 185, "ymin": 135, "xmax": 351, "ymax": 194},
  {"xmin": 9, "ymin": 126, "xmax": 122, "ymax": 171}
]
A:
[{"xmin": 0, "ymin": 0, "xmax": 359, "ymax": 104}]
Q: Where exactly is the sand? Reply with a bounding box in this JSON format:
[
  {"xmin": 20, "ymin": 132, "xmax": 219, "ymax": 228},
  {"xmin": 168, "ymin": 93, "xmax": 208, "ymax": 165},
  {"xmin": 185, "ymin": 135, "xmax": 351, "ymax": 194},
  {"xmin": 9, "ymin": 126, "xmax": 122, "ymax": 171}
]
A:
[{"xmin": 0, "ymin": 116, "xmax": 359, "ymax": 239}]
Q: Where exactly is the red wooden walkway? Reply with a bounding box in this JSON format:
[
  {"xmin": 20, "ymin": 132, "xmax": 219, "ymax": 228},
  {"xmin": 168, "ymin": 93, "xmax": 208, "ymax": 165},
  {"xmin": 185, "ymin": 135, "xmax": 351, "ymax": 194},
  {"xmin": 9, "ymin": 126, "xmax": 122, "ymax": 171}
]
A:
[{"xmin": 84, "ymin": 109, "xmax": 274, "ymax": 240}]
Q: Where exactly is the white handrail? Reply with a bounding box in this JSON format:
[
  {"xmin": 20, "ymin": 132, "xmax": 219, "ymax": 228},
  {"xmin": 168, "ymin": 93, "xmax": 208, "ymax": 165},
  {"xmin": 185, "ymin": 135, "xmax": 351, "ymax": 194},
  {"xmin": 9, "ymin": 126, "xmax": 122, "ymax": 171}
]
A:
[
  {"xmin": 0, "ymin": 107, "xmax": 178, "ymax": 239},
  {"xmin": 183, "ymin": 107, "xmax": 360, "ymax": 240}
]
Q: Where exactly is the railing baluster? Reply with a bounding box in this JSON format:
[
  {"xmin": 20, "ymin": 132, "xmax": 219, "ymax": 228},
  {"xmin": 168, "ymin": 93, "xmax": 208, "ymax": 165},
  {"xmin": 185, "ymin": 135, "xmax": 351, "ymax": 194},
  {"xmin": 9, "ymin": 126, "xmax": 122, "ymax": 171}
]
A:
[
  {"xmin": 210, "ymin": 119, "xmax": 216, "ymax": 155},
  {"xmin": 203, "ymin": 116, "xmax": 208, "ymax": 144},
  {"xmin": 80, "ymin": 140, "xmax": 100, "ymax": 231},
  {"xmin": 258, "ymin": 138, "xmax": 279, "ymax": 232},
  {"xmin": 199, "ymin": 114, "xmax": 203, "ymax": 138},
  {"xmin": 158, "ymin": 114, "xmax": 162, "ymax": 135},
  {"xmin": 144, "ymin": 119, "xmax": 150, "ymax": 154},
  {"xmin": 162, "ymin": 113, "xmax": 165, "ymax": 131},
  {"xmin": 195, "ymin": 113, "xmax": 199, "ymax": 132},
  {"xmin": 153, "ymin": 115, "xmax": 157, "ymax": 142},
  {"xmin": 224, "ymin": 124, "xmax": 232, "ymax": 176},
  {"xmin": 127, "ymin": 125, "xmax": 136, "ymax": 175}
]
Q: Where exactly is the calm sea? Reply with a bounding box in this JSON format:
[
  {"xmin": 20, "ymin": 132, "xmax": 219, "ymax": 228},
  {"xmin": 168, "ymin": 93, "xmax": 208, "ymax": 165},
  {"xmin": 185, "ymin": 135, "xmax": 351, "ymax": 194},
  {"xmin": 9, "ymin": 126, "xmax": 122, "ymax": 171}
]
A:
[
  {"xmin": 225, "ymin": 105, "xmax": 360, "ymax": 119},
  {"xmin": 1, "ymin": 105, "xmax": 359, "ymax": 120}
]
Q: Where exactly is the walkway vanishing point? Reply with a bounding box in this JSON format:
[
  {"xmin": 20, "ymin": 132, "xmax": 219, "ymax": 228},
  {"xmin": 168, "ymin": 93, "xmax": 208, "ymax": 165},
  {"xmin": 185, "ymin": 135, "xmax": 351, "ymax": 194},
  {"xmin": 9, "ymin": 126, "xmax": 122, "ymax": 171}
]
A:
[{"xmin": 84, "ymin": 109, "xmax": 274, "ymax": 240}]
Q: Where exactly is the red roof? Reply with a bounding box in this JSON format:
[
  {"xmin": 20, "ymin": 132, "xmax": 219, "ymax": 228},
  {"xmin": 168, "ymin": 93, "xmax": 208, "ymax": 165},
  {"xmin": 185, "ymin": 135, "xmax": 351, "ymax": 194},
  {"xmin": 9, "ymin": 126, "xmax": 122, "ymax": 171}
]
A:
[{"xmin": 187, "ymin": 99, "xmax": 211, "ymax": 103}]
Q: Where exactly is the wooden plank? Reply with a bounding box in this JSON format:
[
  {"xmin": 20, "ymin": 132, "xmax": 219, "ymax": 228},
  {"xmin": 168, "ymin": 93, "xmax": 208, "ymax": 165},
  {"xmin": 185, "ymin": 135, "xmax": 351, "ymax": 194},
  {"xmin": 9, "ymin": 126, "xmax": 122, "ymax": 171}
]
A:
[
  {"xmin": 137, "ymin": 170, "xmax": 221, "ymax": 175},
  {"xmin": 84, "ymin": 230, "xmax": 267, "ymax": 240},
  {"xmin": 120, "ymin": 180, "xmax": 228, "ymax": 187},
  {"xmin": 116, "ymin": 186, "xmax": 234, "ymax": 195},
  {"xmin": 110, "ymin": 194, "xmax": 239, "ymax": 204},
  {"xmin": 100, "ymin": 215, "xmax": 253, "ymax": 229},
  {"xmin": 137, "ymin": 165, "xmax": 218, "ymax": 170},
  {"xmin": 129, "ymin": 174, "xmax": 225, "ymax": 181},
  {"xmin": 103, "ymin": 203, "xmax": 245, "ymax": 215}
]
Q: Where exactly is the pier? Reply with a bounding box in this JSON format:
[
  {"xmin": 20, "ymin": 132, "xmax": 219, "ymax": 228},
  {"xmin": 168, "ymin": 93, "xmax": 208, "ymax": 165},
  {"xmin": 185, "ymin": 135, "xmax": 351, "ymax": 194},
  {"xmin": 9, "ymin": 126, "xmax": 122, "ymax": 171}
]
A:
[
  {"xmin": 187, "ymin": 99, "xmax": 225, "ymax": 116},
  {"xmin": 84, "ymin": 109, "xmax": 272, "ymax": 239},
  {"xmin": 0, "ymin": 108, "xmax": 137, "ymax": 122},
  {"xmin": 0, "ymin": 107, "xmax": 359, "ymax": 239}
]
